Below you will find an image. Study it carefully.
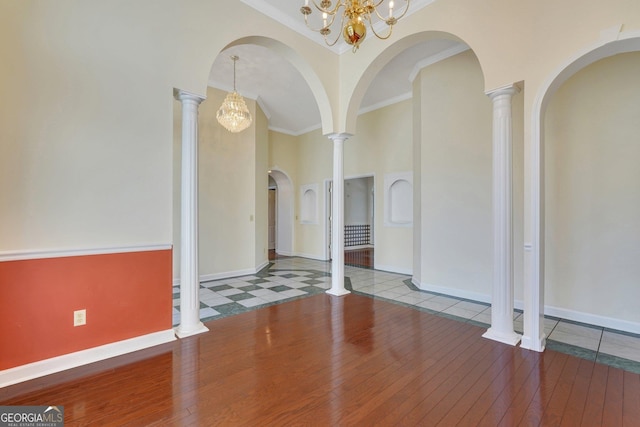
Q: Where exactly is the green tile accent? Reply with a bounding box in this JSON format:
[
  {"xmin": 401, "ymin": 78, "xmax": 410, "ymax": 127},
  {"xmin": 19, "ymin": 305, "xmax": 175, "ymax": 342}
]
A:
[
  {"xmin": 270, "ymin": 285, "xmax": 292, "ymax": 292},
  {"xmin": 239, "ymin": 284, "xmax": 262, "ymax": 291},
  {"xmin": 596, "ymin": 353, "xmax": 640, "ymax": 374},
  {"xmin": 227, "ymin": 293, "xmax": 255, "ymax": 301},
  {"xmin": 546, "ymin": 339, "xmax": 597, "ymax": 361},
  {"xmin": 208, "ymin": 284, "xmax": 233, "ymax": 292}
]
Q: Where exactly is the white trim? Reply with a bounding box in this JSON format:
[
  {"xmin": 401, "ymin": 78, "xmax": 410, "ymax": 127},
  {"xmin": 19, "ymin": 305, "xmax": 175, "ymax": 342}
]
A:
[
  {"xmin": 294, "ymin": 252, "xmax": 330, "ymax": 262},
  {"xmin": 174, "ymin": 261, "xmax": 272, "ymax": 286},
  {"xmin": 543, "ymin": 305, "xmax": 640, "ymax": 335},
  {"xmin": 375, "ymin": 264, "xmax": 412, "ymax": 275},
  {"xmin": 269, "ymin": 122, "xmax": 322, "ymax": 137},
  {"xmin": 410, "ymin": 281, "xmax": 640, "ymax": 336},
  {"xmin": 409, "ymin": 44, "xmax": 470, "ymax": 83},
  {"xmin": 359, "ymin": 92, "xmax": 412, "ymax": 115},
  {"xmin": 0, "ymin": 330, "xmax": 176, "ymax": 388},
  {"xmin": 412, "ymin": 279, "xmax": 491, "ymax": 305},
  {"xmin": 276, "ymin": 250, "xmax": 295, "ymax": 257},
  {"xmin": 0, "ymin": 244, "xmax": 172, "ymax": 262}
]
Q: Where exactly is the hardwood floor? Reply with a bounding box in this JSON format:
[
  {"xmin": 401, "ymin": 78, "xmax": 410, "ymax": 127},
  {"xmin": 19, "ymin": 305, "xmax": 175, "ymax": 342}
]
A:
[
  {"xmin": 345, "ymin": 248, "xmax": 374, "ymax": 269},
  {"xmin": 2, "ymin": 294, "xmax": 638, "ymax": 426}
]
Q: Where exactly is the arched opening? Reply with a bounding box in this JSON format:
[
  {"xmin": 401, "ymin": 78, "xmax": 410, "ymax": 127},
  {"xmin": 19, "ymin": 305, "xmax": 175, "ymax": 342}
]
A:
[
  {"xmin": 526, "ymin": 32, "xmax": 640, "ymax": 351},
  {"xmin": 269, "ymin": 169, "xmax": 295, "ymax": 257}
]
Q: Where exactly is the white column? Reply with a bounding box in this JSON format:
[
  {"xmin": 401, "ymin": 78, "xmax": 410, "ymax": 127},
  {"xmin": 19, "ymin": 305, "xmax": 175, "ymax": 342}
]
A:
[
  {"xmin": 175, "ymin": 90, "xmax": 209, "ymax": 338},
  {"xmin": 483, "ymin": 85, "xmax": 522, "ymax": 346},
  {"xmin": 521, "ymin": 97, "xmax": 547, "ymax": 352},
  {"xmin": 327, "ymin": 133, "xmax": 350, "ymax": 296}
]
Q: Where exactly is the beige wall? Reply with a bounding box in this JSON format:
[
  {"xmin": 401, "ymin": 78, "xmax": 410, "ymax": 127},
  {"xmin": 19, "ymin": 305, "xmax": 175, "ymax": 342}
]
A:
[
  {"xmin": 349, "ymin": 100, "xmax": 414, "ymax": 273},
  {"xmin": 414, "ymin": 50, "xmax": 494, "ymax": 299},
  {"xmin": 294, "ymin": 129, "xmax": 331, "ymax": 259},
  {"xmin": 545, "ymin": 52, "xmax": 640, "ymax": 324},
  {"xmin": 173, "ymin": 86, "xmax": 269, "ymax": 281}
]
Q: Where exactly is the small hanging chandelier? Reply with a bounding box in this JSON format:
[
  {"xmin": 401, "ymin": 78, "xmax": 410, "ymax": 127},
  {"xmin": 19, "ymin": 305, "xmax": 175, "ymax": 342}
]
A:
[
  {"xmin": 300, "ymin": 0, "xmax": 410, "ymax": 52},
  {"xmin": 216, "ymin": 55, "xmax": 252, "ymax": 133}
]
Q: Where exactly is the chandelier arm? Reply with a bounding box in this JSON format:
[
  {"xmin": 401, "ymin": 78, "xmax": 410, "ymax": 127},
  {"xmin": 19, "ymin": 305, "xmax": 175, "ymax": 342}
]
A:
[
  {"xmin": 303, "ymin": 8, "xmax": 340, "ymax": 32},
  {"xmin": 392, "ymin": 0, "xmax": 411, "ymax": 20},
  {"xmin": 365, "ymin": 12, "xmax": 393, "ymax": 40},
  {"xmin": 303, "ymin": 13, "xmax": 328, "ymax": 32},
  {"xmin": 370, "ymin": 0, "xmax": 410, "ymax": 22},
  {"xmin": 323, "ymin": 12, "xmax": 346, "ymax": 46},
  {"xmin": 310, "ymin": 0, "xmax": 342, "ymax": 15}
]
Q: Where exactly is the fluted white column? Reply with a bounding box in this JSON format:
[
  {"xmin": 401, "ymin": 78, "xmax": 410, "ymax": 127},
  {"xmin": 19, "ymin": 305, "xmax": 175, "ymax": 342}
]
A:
[
  {"xmin": 483, "ymin": 85, "xmax": 522, "ymax": 346},
  {"xmin": 327, "ymin": 134, "xmax": 350, "ymax": 296},
  {"xmin": 175, "ymin": 90, "xmax": 208, "ymax": 338}
]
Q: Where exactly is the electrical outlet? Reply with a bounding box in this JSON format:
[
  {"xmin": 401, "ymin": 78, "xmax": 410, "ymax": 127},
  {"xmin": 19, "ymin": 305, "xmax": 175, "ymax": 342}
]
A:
[{"xmin": 74, "ymin": 309, "xmax": 86, "ymax": 326}]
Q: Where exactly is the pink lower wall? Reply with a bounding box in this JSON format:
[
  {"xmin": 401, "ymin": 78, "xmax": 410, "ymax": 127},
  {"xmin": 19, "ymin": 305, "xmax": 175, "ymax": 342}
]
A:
[{"xmin": 0, "ymin": 249, "xmax": 173, "ymax": 370}]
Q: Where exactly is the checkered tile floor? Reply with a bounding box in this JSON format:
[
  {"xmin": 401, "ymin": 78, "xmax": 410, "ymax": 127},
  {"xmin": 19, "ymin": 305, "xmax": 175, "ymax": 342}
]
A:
[
  {"xmin": 172, "ymin": 258, "xmax": 333, "ymax": 325},
  {"xmin": 173, "ymin": 257, "xmax": 640, "ymax": 374}
]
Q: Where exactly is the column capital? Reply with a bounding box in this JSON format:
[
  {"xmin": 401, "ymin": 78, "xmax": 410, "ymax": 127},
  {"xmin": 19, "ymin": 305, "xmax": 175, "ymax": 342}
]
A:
[
  {"xmin": 174, "ymin": 89, "xmax": 206, "ymax": 104},
  {"xmin": 485, "ymin": 83, "xmax": 521, "ymax": 100},
  {"xmin": 326, "ymin": 132, "xmax": 352, "ymax": 143}
]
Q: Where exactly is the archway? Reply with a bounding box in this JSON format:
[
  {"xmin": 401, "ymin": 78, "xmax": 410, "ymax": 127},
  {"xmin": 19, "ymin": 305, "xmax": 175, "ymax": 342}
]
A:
[
  {"xmin": 525, "ymin": 31, "xmax": 640, "ymax": 352},
  {"xmin": 269, "ymin": 169, "xmax": 294, "ymax": 256}
]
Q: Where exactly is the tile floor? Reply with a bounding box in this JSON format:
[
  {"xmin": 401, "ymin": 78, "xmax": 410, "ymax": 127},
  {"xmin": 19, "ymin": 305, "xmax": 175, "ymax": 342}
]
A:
[{"xmin": 173, "ymin": 257, "xmax": 640, "ymax": 374}]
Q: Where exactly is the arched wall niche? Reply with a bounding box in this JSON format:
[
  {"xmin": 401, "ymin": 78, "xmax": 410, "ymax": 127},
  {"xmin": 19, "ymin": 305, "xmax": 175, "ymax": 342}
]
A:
[
  {"xmin": 342, "ymin": 31, "xmax": 484, "ymax": 134},
  {"xmin": 525, "ymin": 30, "xmax": 640, "ymax": 350},
  {"xmin": 219, "ymin": 36, "xmax": 334, "ymax": 135}
]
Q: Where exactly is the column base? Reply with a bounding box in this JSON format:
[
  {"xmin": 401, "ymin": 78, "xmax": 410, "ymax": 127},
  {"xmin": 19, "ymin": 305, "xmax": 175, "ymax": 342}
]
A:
[
  {"xmin": 174, "ymin": 322, "xmax": 209, "ymax": 339},
  {"xmin": 482, "ymin": 328, "xmax": 522, "ymax": 346},
  {"xmin": 326, "ymin": 288, "xmax": 350, "ymax": 297},
  {"xmin": 520, "ymin": 334, "xmax": 547, "ymax": 352}
]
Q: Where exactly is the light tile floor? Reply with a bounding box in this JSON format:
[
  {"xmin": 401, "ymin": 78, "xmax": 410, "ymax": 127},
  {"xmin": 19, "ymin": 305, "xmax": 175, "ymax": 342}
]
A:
[{"xmin": 173, "ymin": 257, "xmax": 640, "ymax": 374}]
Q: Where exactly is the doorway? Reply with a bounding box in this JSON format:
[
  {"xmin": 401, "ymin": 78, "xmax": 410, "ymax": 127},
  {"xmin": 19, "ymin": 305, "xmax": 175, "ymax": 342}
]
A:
[
  {"xmin": 326, "ymin": 175, "xmax": 375, "ymax": 268},
  {"xmin": 268, "ymin": 169, "xmax": 294, "ymax": 257}
]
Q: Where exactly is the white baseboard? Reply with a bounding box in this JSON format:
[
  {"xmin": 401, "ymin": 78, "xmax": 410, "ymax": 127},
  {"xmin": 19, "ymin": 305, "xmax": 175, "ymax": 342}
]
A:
[
  {"xmin": 0, "ymin": 329, "xmax": 176, "ymax": 388},
  {"xmin": 293, "ymin": 252, "xmax": 329, "ymax": 261},
  {"xmin": 413, "ymin": 279, "xmax": 640, "ymax": 335},
  {"xmin": 413, "ymin": 279, "xmax": 491, "ymax": 304},
  {"xmin": 275, "ymin": 250, "xmax": 295, "ymax": 257},
  {"xmin": 375, "ymin": 264, "xmax": 412, "ymax": 275},
  {"xmin": 542, "ymin": 305, "xmax": 640, "ymax": 334},
  {"xmin": 174, "ymin": 261, "xmax": 272, "ymax": 286}
]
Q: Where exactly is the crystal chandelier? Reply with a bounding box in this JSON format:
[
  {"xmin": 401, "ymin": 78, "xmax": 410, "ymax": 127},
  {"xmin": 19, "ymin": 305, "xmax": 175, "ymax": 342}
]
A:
[
  {"xmin": 216, "ymin": 55, "xmax": 252, "ymax": 133},
  {"xmin": 300, "ymin": 0, "xmax": 410, "ymax": 52}
]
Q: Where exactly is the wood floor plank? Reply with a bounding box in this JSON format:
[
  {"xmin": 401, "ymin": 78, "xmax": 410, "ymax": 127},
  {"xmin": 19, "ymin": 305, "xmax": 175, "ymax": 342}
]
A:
[
  {"xmin": 580, "ymin": 362, "xmax": 609, "ymax": 427},
  {"xmin": 603, "ymin": 367, "xmax": 624, "ymax": 426},
  {"xmin": 538, "ymin": 352, "xmax": 582, "ymax": 426},
  {"xmin": 475, "ymin": 347, "xmax": 540, "ymax": 426},
  {"xmin": 622, "ymin": 370, "xmax": 640, "ymax": 427},
  {"xmin": 495, "ymin": 349, "xmax": 560, "ymax": 427},
  {"xmin": 1, "ymin": 293, "xmax": 638, "ymax": 426},
  {"xmin": 516, "ymin": 351, "xmax": 570, "ymax": 426},
  {"xmin": 560, "ymin": 358, "xmax": 596, "ymax": 426}
]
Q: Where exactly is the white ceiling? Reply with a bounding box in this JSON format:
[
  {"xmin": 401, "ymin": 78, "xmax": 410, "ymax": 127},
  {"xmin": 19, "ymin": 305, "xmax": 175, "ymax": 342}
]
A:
[{"xmin": 208, "ymin": 0, "xmax": 467, "ymax": 136}]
